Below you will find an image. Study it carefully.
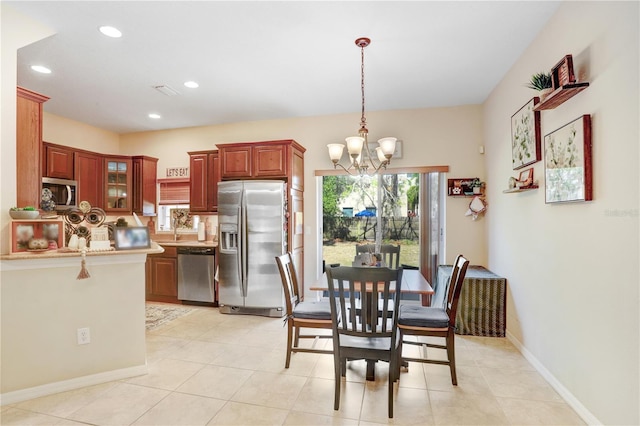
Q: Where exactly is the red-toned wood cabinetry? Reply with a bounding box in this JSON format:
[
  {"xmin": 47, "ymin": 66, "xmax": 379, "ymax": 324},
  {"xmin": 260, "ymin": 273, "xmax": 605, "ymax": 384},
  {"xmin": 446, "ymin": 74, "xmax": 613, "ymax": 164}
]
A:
[
  {"xmin": 16, "ymin": 87, "xmax": 49, "ymax": 208},
  {"xmin": 74, "ymin": 150, "xmax": 104, "ymax": 208},
  {"xmin": 104, "ymin": 156, "xmax": 133, "ymax": 213},
  {"xmin": 132, "ymin": 156, "xmax": 158, "ymax": 216},
  {"xmin": 188, "ymin": 150, "xmax": 219, "ymax": 213},
  {"xmin": 146, "ymin": 246, "xmax": 179, "ymax": 303},
  {"xmin": 43, "ymin": 143, "xmax": 74, "ymax": 180}
]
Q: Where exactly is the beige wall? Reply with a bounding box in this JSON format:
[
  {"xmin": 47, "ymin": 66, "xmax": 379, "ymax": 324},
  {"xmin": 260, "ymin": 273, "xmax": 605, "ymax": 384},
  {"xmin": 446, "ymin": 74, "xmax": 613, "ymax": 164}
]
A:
[
  {"xmin": 43, "ymin": 112, "xmax": 120, "ymax": 154},
  {"xmin": 483, "ymin": 2, "xmax": 639, "ymax": 425},
  {"xmin": 1, "ymin": 255, "xmax": 147, "ymax": 398},
  {"xmin": 120, "ymin": 105, "xmax": 487, "ymax": 286},
  {"xmin": 0, "ymin": 5, "xmax": 55, "ymax": 254}
]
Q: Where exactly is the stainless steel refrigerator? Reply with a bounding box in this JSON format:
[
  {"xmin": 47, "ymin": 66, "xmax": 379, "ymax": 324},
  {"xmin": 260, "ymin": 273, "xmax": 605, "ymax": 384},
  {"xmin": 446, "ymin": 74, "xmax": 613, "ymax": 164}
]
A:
[{"xmin": 217, "ymin": 180, "xmax": 287, "ymax": 317}]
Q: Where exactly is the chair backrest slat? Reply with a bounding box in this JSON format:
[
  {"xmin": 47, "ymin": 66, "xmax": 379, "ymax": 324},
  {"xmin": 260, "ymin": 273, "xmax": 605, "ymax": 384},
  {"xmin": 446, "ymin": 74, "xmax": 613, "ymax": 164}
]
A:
[
  {"xmin": 445, "ymin": 255, "xmax": 470, "ymax": 327},
  {"xmin": 275, "ymin": 253, "xmax": 300, "ymax": 316},
  {"xmin": 326, "ymin": 266, "xmax": 403, "ymax": 337},
  {"xmin": 355, "ymin": 244, "xmax": 401, "ymax": 269}
]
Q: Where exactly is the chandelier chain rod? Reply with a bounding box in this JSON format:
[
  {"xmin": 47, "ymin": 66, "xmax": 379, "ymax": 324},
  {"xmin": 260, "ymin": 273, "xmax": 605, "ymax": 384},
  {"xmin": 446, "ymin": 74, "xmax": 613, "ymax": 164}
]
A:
[{"xmin": 360, "ymin": 43, "xmax": 367, "ymax": 132}]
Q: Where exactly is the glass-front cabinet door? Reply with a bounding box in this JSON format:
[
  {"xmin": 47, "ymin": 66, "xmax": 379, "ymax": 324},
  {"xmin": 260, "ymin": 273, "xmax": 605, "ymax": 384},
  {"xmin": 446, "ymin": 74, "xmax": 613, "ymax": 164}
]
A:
[{"xmin": 105, "ymin": 157, "xmax": 132, "ymax": 212}]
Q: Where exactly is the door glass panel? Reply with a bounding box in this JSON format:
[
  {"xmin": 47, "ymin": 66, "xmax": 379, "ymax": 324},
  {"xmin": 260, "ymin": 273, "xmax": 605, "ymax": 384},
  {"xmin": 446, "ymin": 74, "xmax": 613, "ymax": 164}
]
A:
[{"xmin": 321, "ymin": 173, "xmax": 421, "ymax": 269}]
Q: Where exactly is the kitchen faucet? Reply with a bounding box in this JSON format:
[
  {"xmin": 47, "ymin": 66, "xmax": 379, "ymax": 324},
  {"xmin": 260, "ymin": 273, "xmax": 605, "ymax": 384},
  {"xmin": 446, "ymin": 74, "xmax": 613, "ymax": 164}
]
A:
[{"xmin": 173, "ymin": 217, "xmax": 179, "ymax": 241}]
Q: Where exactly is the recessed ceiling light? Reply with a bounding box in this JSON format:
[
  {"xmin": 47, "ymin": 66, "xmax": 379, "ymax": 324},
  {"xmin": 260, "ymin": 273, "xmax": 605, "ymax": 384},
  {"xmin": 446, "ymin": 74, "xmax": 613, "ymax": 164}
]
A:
[
  {"xmin": 184, "ymin": 81, "xmax": 199, "ymax": 89},
  {"xmin": 31, "ymin": 65, "xmax": 51, "ymax": 74},
  {"xmin": 148, "ymin": 113, "xmax": 161, "ymax": 119},
  {"xmin": 99, "ymin": 26, "xmax": 122, "ymax": 38}
]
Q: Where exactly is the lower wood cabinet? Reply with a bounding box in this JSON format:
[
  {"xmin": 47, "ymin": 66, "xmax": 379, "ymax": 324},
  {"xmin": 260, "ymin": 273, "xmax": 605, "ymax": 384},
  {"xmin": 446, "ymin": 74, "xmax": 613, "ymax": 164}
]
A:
[{"xmin": 146, "ymin": 246, "xmax": 179, "ymax": 303}]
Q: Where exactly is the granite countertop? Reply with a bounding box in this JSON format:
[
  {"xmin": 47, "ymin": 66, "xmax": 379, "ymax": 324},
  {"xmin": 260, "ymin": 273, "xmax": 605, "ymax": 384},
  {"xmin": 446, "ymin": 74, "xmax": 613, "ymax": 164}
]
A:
[
  {"xmin": 153, "ymin": 239, "xmax": 217, "ymax": 248},
  {"xmin": 1, "ymin": 242, "xmax": 165, "ymax": 261}
]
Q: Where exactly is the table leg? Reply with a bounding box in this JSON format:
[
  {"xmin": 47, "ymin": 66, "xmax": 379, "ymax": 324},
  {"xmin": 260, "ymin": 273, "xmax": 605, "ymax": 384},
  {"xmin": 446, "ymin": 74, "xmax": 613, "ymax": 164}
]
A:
[
  {"xmin": 421, "ymin": 294, "xmax": 431, "ymax": 306},
  {"xmin": 366, "ymin": 359, "xmax": 377, "ymax": 381}
]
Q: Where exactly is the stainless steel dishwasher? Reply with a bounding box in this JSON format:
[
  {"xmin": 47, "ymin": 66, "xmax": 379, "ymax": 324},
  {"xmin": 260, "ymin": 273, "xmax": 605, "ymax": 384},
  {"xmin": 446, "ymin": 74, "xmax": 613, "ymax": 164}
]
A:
[{"xmin": 177, "ymin": 247, "xmax": 216, "ymax": 302}]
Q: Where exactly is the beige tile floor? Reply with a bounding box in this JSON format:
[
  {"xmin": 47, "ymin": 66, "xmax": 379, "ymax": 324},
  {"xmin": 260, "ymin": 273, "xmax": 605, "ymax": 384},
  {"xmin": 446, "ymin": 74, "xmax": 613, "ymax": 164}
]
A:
[{"xmin": 1, "ymin": 303, "xmax": 585, "ymax": 425}]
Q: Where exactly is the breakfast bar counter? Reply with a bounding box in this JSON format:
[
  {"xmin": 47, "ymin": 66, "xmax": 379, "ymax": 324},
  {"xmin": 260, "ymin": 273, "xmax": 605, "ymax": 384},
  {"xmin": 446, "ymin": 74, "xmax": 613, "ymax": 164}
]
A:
[{"xmin": 0, "ymin": 244, "xmax": 162, "ymax": 404}]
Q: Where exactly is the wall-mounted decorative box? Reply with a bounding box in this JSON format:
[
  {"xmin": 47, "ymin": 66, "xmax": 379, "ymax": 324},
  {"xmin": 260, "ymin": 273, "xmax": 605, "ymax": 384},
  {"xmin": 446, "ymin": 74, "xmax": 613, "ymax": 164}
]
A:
[
  {"xmin": 447, "ymin": 178, "xmax": 478, "ymax": 197},
  {"xmin": 551, "ymin": 54, "xmax": 576, "ymax": 89},
  {"xmin": 10, "ymin": 219, "xmax": 65, "ymax": 254}
]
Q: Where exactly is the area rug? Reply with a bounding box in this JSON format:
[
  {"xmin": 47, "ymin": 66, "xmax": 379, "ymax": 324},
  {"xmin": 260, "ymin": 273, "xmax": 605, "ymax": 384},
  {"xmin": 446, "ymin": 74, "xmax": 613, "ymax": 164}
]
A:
[{"xmin": 145, "ymin": 304, "xmax": 193, "ymax": 331}]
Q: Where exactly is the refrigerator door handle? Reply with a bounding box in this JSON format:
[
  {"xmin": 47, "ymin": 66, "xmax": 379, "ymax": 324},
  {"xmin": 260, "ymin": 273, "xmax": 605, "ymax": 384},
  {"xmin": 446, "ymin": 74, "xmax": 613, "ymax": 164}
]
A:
[
  {"xmin": 236, "ymin": 205, "xmax": 246, "ymax": 297},
  {"xmin": 240, "ymin": 201, "xmax": 248, "ymax": 298}
]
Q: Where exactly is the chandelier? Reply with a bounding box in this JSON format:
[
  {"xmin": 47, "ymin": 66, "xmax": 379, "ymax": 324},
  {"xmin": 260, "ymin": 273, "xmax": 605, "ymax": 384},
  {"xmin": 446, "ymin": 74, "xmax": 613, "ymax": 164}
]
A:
[{"xmin": 327, "ymin": 37, "xmax": 397, "ymax": 176}]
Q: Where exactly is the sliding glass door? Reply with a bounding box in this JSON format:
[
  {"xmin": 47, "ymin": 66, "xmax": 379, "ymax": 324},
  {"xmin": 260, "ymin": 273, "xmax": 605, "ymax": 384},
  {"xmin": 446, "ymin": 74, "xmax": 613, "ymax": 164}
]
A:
[{"xmin": 321, "ymin": 171, "xmax": 444, "ymax": 281}]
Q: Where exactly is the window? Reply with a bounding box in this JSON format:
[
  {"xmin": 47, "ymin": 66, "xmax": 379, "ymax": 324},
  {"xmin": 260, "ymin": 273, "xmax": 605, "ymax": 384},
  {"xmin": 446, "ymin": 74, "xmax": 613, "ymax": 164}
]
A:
[
  {"xmin": 319, "ymin": 169, "xmax": 445, "ymax": 284},
  {"xmin": 157, "ymin": 178, "xmax": 190, "ymax": 231}
]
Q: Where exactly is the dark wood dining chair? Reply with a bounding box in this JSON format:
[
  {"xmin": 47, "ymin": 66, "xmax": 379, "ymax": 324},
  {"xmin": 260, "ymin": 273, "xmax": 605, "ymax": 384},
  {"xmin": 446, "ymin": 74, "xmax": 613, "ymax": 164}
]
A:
[
  {"xmin": 326, "ymin": 265, "xmax": 403, "ymax": 418},
  {"xmin": 355, "ymin": 243, "xmax": 401, "ymax": 269},
  {"xmin": 398, "ymin": 254, "xmax": 469, "ymax": 385},
  {"xmin": 276, "ymin": 253, "xmax": 333, "ymax": 368}
]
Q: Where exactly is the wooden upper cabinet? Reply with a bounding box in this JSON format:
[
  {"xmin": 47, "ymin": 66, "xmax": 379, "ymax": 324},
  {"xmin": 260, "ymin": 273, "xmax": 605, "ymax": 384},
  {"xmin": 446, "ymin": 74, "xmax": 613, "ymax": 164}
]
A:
[
  {"xmin": 219, "ymin": 145, "xmax": 251, "ymax": 178},
  {"xmin": 104, "ymin": 156, "xmax": 132, "ymax": 212},
  {"xmin": 209, "ymin": 152, "xmax": 220, "ymax": 211},
  {"xmin": 188, "ymin": 150, "xmax": 219, "ymax": 213},
  {"xmin": 254, "ymin": 144, "xmax": 287, "ymax": 177},
  {"xmin": 43, "ymin": 142, "xmax": 74, "ymax": 180},
  {"xmin": 218, "ymin": 140, "xmax": 305, "ymax": 186},
  {"xmin": 75, "ymin": 150, "xmax": 103, "ymax": 208},
  {"xmin": 189, "ymin": 152, "xmax": 208, "ymax": 212},
  {"xmin": 132, "ymin": 156, "xmax": 158, "ymax": 216},
  {"xmin": 16, "ymin": 87, "xmax": 49, "ymax": 208}
]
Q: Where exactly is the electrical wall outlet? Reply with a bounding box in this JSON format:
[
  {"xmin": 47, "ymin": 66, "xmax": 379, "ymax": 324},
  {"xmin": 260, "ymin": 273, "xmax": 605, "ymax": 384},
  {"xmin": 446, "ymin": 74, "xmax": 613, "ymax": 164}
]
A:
[{"xmin": 77, "ymin": 327, "xmax": 90, "ymax": 345}]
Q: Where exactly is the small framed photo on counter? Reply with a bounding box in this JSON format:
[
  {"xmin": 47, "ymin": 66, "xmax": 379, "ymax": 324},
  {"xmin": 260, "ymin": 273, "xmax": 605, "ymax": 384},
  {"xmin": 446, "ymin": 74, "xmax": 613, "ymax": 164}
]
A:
[
  {"xmin": 114, "ymin": 226, "xmax": 150, "ymax": 250},
  {"xmin": 10, "ymin": 219, "xmax": 64, "ymax": 254}
]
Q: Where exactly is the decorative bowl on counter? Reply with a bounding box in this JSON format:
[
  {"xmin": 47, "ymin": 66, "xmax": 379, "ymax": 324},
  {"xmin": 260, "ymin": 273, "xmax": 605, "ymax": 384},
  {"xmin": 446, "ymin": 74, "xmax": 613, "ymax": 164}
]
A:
[{"xmin": 9, "ymin": 209, "xmax": 40, "ymax": 219}]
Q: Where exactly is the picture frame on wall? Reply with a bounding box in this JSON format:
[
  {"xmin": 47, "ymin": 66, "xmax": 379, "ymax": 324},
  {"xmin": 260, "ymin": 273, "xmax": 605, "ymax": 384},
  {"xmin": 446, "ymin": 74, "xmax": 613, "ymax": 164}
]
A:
[
  {"xmin": 517, "ymin": 168, "xmax": 534, "ymax": 187},
  {"xmin": 511, "ymin": 97, "xmax": 541, "ymax": 170},
  {"xmin": 544, "ymin": 115, "xmax": 592, "ymax": 203}
]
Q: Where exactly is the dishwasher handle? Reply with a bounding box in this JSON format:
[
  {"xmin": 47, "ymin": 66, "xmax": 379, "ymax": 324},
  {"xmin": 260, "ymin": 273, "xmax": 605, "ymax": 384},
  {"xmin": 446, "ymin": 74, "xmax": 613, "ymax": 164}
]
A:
[{"xmin": 177, "ymin": 247, "xmax": 215, "ymax": 255}]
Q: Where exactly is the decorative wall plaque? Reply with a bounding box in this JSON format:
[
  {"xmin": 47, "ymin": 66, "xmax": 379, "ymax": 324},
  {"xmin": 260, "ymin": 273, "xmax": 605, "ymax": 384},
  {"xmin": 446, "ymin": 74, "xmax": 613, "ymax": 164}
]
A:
[{"xmin": 166, "ymin": 167, "xmax": 189, "ymax": 178}]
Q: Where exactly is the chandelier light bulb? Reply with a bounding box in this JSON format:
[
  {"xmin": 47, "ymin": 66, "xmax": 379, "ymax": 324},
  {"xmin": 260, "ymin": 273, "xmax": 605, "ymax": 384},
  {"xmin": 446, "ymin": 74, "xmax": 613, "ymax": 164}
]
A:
[
  {"xmin": 345, "ymin": 136, "xmax": 364, "ymax": 156},
  {"xmin": 327, "ymin": 144, "xmax": 345, "ymax": 163},
  {"xmin": 378, "ymin": 137, "xmax": 397, "ymax": 157}
]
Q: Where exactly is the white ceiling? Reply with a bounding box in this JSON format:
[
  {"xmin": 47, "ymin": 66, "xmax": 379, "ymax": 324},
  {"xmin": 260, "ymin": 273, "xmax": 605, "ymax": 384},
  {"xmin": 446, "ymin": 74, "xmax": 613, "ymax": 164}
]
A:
[{"xmin": 9, "ymin": 1, "xmax": 560, "ymax": 134}]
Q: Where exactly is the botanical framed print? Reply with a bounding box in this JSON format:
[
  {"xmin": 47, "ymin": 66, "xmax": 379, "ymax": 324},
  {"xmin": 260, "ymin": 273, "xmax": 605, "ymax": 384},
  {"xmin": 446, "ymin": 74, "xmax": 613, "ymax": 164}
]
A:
[
  {"xmin": 544, "ymin": 115, "xmax": 592, "ymax": 203},
  {"xmin": 511, "ymin": 97, "xmax": 541, "ymax": 170}
]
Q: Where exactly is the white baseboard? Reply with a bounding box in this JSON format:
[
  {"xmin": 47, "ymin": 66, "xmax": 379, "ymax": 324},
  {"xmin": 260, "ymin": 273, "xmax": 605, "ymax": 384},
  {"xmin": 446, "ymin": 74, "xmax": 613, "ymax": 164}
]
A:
[
  {"xmin": 506, "ymin": 331, "xmax": 601, "ymax": 426},
  {"xmin": 0, "ymin": 364, "xmax": 148, "ymax": 406}
]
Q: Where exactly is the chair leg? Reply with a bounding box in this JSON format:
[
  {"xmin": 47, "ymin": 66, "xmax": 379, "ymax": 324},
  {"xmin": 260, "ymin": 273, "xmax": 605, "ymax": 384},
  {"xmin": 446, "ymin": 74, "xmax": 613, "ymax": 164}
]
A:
[
  {"xmin": 294, "ymin": 326, "xmax": 301, "ymax": 347},
  {"xmin": 388, "ymin": 367, "xmax": 394, "ymax": 418},
  {"xmin": 333, "ymin": 354, "xmax": 342, "ymax": 411},
  {"xmin": 447, "ymin": 331, "xmax": 457, "ymax": 385},
  {"xmin": 285, "ymin": 321, "xmax": 294, "ymax": 368}
]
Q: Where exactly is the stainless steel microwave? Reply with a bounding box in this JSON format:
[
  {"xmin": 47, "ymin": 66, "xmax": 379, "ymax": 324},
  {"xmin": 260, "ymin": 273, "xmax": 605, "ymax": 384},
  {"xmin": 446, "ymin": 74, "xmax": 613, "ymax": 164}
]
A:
[{"xmin": 42, "ymin": 177, "xmax": 77, "ymax": 211}]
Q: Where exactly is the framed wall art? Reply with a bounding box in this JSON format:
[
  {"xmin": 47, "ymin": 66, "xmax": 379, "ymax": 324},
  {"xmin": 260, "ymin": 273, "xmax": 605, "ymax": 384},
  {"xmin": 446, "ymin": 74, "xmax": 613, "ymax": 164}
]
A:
[
  {"xmin": 511, "ymin": 97, "xmax": 541, "ymax": 170},
  {"xmin": 544, "ymin": 115, "xmax": 592, "ymax": 203}
]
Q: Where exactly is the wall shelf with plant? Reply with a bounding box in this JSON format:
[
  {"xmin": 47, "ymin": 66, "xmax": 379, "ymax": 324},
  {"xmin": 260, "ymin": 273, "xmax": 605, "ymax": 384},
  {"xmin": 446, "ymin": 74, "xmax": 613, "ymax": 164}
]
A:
[
  {"xmin": 530, "ymin": 55, "xmax": 589, "ymax": 111},
  {"xmin": 447, "ymin": 178, "xmax": 485, "ymax": 197}
]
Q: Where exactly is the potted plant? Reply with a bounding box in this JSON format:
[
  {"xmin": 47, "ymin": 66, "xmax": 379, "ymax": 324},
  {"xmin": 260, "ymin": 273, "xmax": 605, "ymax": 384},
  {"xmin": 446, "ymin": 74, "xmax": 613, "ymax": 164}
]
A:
[
  {"xmin": 471, "ymin": 178, "xmax": 485, "ymax": 195},
  {"xmin": 526, "ymin": 72, "xmax": 553, "ymax": 100}
]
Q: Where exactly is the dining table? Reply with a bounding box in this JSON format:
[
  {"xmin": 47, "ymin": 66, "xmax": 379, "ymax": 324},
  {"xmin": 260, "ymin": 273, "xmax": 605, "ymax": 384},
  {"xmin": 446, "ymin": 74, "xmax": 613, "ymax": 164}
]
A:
[{"xmin": 310, "ymin": 268, "xmax": 434, "ymax": 381}]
